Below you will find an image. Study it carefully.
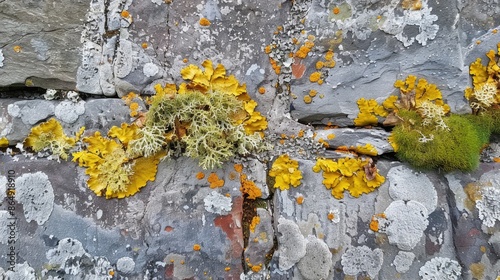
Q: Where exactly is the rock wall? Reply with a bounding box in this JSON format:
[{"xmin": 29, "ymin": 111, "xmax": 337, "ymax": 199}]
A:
[{"xmin": 1, "ymin": 0, "xmax": 500, "ymax": 279}]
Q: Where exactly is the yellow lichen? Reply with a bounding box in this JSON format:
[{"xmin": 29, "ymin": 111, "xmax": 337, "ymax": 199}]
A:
[
  {"xmin": 0, "ymin": 137, "xmax": 8, "ymax": 148},
  {"xmin": 354, "ymin": 143, "xmax": 378, "ymax": 156},
  {"xmin": 269, "ymin": 154, "xmax": 302, "ymax": 191},
  {"xmin": 303, "ymin": 95, "xmax": 312, "ymax": 104},
  {"xmin": 354, "ymin": 98, "xmax": 388, "ymax": 126},
  {"xmin": 72, "ymin": 126, "xmax": 165, "ymax": 199},
  {"xmin": 193, "ymin": 244, "xmax": 201, "ymax": 251},
  {"xmin": 258, "ymin": 87, "xmax": 266, "ymax": 94},
  {"xmin": 313, "ymin": 157, "xmax": 385, "ymax": 199},
  {"xmin": 309, "ymin": 90, "xmax": 317, "ymax": 97},
  {"xmin": 309, "ymin": 72, "xmax": 321, "ymax": 83},
  {"xmin": 199, "ymin": 18, "xmax": 211, "ymax": 26},
  {"xmin": 24, "ymin": 118, "xmax": 84, "ymax": 160},
  {"xmin": 296, "ymin": 195, "xmax": 304, "ymax": 205}
]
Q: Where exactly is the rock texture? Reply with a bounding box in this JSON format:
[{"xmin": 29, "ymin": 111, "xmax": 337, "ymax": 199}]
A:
[{"xmin": 1, "ymin": 0, "xmax": 500, "ymax": 279}]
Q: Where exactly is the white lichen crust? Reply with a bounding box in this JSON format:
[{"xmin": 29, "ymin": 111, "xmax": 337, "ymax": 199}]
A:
[
  {"xmin": 341, "ymin": 245, "xmax": 383, "ymax": 279},
  {"xmin": 15, "ymin": 172, "xmax": 54, "ymax": 225},
  {"xmin": 277, "ymin": 217, "xmax": 307, "ymax": 270},
  {"xmin": 382, "ymin": 200, "xmax": 429, "ymax": 250},
  {"xmin": 418, "ymin": 257, "xmax": 461, "ymax": 280},
  {"xmin": 203, "ymin": 191, "xmax": 232, "ymax": 215},
  {"xmin": 476, "ymin": 186, "xmax": 500, "ymax": 228}
]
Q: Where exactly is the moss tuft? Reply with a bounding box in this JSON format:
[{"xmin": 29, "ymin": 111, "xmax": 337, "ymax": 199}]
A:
[{"xmin": 391, "ymin": 110, "xmax": 490, "ymax": 172}]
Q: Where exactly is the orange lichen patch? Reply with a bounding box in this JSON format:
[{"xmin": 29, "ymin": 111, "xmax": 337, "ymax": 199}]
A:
[
  {"xmin": 370, "ymin": 217, "xmax": 379, "ymax": 231},
  {"xmin": 327, "ymin": 211, "xmax": 336, "ymax": 221},
  {"xmin": 369, "ymin": 213, "xmax": 386, "ymax": 232},
  {"xmin": 264, "ymin": 45, "xmax": 272, "ymax": 54},
  {"xmin": 493, "ymin": 29, "xmax": 498, "ymax": 34},
  {"xmin": 295, "ymin": 45, "xmax": 312, "ymax": 59},
  {"xmin": 476, "ymin": 40, "xmax": 482, "ymax": 45},
  {"xmin": 269, "ymin": 154, "xmax": 302, "ymax": 190},
  {"xmin": 207, "ymin": 172, "xmax": 224, "ymax": 188},
  {"xmin": 193, "ymin": 244, "xmax": 201, "ymax": 251},
  {"xmin": 129, "ymin": 102, "xmax": 140, "ymax": 117},
  {"xmin": 250, "ymin": 216, "xmax": 260, "ymax": 233},
  {"xmin": 279, "ymin": 139, "xmax": 285, "ymax": 145},
  {"xmin": 318, "ymin": 79, "xmax": 324, "ymax": 85},
  {"xmin": 313, "ymin": 157, "xmax": 385, "ymax": 199},
  {"xmin": 303, "ymin": 95, "xmax": 312, "ymax": 104},
  {"xmin": 258, "ymin": 87, "xmax": 266, "ymax": 94},
  {"xmin": 120, "ymin": 10, "xmax": 130, "ymax": 18},
  {"xmin": 493, "ymin": 157, "xmax": 500, "ymax": 163},
  {"xmin": 0, "ymin": 137, "xmax": 8, "ymax": 148},
  {"xmin": 141, "ymin": 42, "xmax": 148, "ymax": 49},
  {"xmin": 252, "ymin": 264, "xmax": 262, "ymax": 272},
  {"xmin": 122, "ymin": 92, "xmax": 138, "ymax": 105},
  {"xmin": 281, "ymin": 133, "xmax": 287, "ymax": 139},
  {"xmin": 199, "ymin": 17, "xmax": 211, "ymax": 26},
  {"xmin": 225, "ymin": 267, "xmax": 231, "ymax": 271},
  {"xmin": 327, "ymin": 133, "xmax": 335, "ymax": 140},
  {"xmin": 196, "ymin": 172, "xmax": 205, "ymax": 180},
  {"xmin": 13, "ymin": 45, "xmax": 22, "ymax": 53},
  {"xmin": 298, "ymin": 130, "xmax": 305, "ymax": 137},
  {"xmin": 309, "ymin": 72, "xmax": 322, "ymax": 83},
  {"xmin": 296, "ymin": 195, "xmax": 304, "ymax": 205},
  {"xmin": 309, "ymin": 90, "xmax": 318, "ymax": 97},
  {"xmin": 315, "ymin": 61, "xmax": 324, "ymax": 70},
  {"xmin": 325, "ymin": 50, "xmax": 334, "ymax": 61},
  {"xmin": 182, "ymin": 58, "xmax": 188, "ymax": 63},
  {"xmin": 234, "ymin": 163, "xmax": 244, "ymax": 173},
  {"xmin": 109, "ymin": 270, "xmax": 115, "ymax": 276},
  {"xmin": 240, "ymin": 173, "xmax": 262, "ymax": 199},
  {"xmin": 269, "ymin": 58, "xmax": 281, "ymax": 74},
  {"xmin": 333, "ymin": 6, "xmax": 340, "ymax": 14}
]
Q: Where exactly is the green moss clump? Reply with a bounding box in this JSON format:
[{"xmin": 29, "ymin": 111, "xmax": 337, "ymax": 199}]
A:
[
  {"xmin": 130, "ymin": 90, "xmax": 266, "ymax": 170},
  {"xmin": 392, "ymin": 110, "xmax": 491, "ymax": 172}
]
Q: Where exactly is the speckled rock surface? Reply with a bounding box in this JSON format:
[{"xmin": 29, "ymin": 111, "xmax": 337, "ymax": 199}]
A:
[{"xmin": 1, "ymin": 0, "xmax": 500, "ymax": 279}]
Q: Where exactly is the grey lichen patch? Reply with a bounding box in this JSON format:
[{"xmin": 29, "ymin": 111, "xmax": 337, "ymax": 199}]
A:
[
  {"xmin": 8, "ymin": 100, "xmax": 55, "ymax": 125},
  {"xmin": 387, "ymin": 165, "xmax": 437, "ymax": 213},
  {"xmin": 276, "ymin": 217, "xmax": 307, "ymax": 270},
  {"xmin": 116, "ymin": 256, "xmax": 135, "ymax": 274},
  {"xmin": 382, "ymin": 200, "xmax": 429, "ymax": 250},
  {"xmin": 55, "ymin": 100, "xmax": 86, "ymax": 124},
  {"xmin": 15, "ymin": 172, "xmax": 54, "ymax": 225},
  {"xmin": 114, "ymin": 39, "xmax": 133, "ymax": 79},
  {"xmin": 297, "ymin": 235, "xmax": 332, "ymax": 280},
  {"xmin": 0, "ymin": 210, "xmax": 16, "ymax": 244},
  {"xmin": 340, "ymin": 245, "xmax": 383, "ymax": 279},
  {"xmin": 46, "ymin": 237, "xmax": 113, "ymax": 276},
  {"xmin": 475, "ymin": 169, "xmax": 500, "ymax": 228},
  {"xmin": 418, "ymin": 257, "xmax": 461, "ymax": 280},
  {"xmin": 46, "ymin": 238, "xmax": 86, "ymax": 267},
  {"xmin": 476, "ymin": 186, "xmax": 500, "ymax": 228},
  {"xmin": 203, "ymin": 191, "xmax": 232, "ymax": 215},
  {"xmin": 3, "ymin": 262, "xmax": 36, "ymax": 280},
  {"xmin": 380, "ymin": 0, "xmax": 439, "ymax": 46},
  {"xmin": 392, "ymin": 251, "xmax": 415, "ymax": 273}
]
